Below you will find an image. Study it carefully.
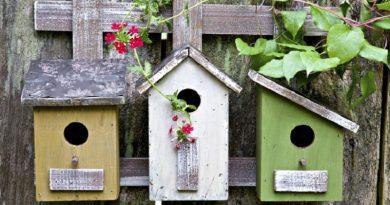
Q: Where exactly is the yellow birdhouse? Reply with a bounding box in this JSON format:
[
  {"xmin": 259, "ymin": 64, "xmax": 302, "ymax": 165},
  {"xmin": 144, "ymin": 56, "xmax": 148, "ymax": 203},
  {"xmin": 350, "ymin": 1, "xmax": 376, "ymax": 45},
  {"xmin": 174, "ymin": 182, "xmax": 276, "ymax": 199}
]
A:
[{"xmin": 21, "ymin": 60, "xmax": 127, "ymax": 201}]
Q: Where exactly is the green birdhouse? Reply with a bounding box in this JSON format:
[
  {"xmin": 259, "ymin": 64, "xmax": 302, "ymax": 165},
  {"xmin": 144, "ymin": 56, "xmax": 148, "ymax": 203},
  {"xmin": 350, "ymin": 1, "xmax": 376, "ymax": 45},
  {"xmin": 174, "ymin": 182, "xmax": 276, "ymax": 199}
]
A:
[{"xmin": 248, "ymin": 70, "xmax": 359, "ymax": 202}]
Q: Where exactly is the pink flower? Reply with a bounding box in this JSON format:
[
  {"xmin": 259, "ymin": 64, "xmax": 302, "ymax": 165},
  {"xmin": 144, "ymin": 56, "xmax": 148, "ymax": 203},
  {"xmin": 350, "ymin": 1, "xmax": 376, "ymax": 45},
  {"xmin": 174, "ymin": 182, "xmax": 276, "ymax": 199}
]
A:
[
  {"xmin": 189, "ymin": 138, "xmax": 196, "ymax": 144},
  {"xmin": 175, "ymin": 143, "xmax": 181, "ymax": 150},
  {"xmin": 128, "ymin": 25, "xmax": 140, "ymax": 35},
  {"xmin": 129, "ymin": 37, "xmax": 143, "ymax": 49},
  {"xmin": 168, "ymin": 126, "xmax": 173, "ymax": 136},
  {"xmin": 113, "ymin": 42, "xmax": 127, "ymax": 54},
  {"xmin": 181, "ymin": 123, "xmax": 194, "ymax": 135},
  {"xmin": 104, "ymin": 33, "xmax": 116, "ymax": 43},
  {"xmin": 111, "ymin": 22, "xmax": 127, "ymax": 31},
  {"xmin": 172, "ymin": 115, "xmax": 178, "ymax": 121}
]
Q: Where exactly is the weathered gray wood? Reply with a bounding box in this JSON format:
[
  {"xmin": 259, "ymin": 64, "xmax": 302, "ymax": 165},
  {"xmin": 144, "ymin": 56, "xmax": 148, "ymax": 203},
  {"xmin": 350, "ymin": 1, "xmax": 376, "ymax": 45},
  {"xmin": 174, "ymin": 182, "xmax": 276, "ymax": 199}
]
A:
[
  {"xmin": 173, "ymin": 0, "xmax": 202, "ymax": 50},
  {"xmin": 380, "ymin": 70, "xmax": 390, "ymax": 205},
  {"xmin": 248, "ymin": 70, "xmax": 359, "ymax": 133},
  {"xmin": 119, "ymin": 157, "xmax": 256, "ymax": 187},
  {"xmin": 21, "ymin": 60, "xmax": 127, "ymax": 106},
  {"xmin": 137, "ymin": 46, "xmax": 242, "ymax": 94},
  {"xmin": 49, "ymin": 168, "xmax": 104, "ymax": 191},
  {"xmin": 177, "ymin": 140, "xmax": 199, "ymax": 191},
  {"xmin": 34, "ymin": 1, "xmax": 328, "ymax": 36},
  {"xmin": 72, "ymin": 0, "xmax": 103, "ymax": 59},
  {"xmin": 274, "ymin": 170, "xmax": 328, "ymax": 193}
]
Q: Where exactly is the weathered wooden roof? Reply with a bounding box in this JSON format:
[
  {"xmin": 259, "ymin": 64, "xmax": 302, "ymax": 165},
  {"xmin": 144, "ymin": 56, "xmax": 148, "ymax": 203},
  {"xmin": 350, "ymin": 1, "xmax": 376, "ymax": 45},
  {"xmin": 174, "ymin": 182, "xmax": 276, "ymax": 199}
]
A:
[
  {"xmin": 137, "ymin": 45, "xmax": 242, "ymax": 94},
  {"xmin": 248, "ymin": 70, "xmax": 359, "ymax": 133},
  {"xmin": 22, "ymin": 60, "xmax": 127, "ymax": 106}
]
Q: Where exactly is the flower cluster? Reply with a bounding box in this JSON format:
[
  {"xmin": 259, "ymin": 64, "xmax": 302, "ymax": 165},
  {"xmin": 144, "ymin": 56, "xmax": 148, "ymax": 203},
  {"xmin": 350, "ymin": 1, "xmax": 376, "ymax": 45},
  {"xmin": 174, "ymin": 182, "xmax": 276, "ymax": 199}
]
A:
[
  {"xmin": 104, "ymin": 23, "xmax": 143, "ymax": 54},
  {"xmin": 169, "ymin": 115, "xmax": 196, "ymax": 150}
]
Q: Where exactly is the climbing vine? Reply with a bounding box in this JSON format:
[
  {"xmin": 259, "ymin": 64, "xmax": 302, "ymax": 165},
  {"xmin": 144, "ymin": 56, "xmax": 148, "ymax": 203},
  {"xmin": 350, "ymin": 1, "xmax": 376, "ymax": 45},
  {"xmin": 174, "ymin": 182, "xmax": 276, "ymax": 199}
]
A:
[{"xmin": 236, "ymin": 0, "xmax": 389, "ymax": 109}]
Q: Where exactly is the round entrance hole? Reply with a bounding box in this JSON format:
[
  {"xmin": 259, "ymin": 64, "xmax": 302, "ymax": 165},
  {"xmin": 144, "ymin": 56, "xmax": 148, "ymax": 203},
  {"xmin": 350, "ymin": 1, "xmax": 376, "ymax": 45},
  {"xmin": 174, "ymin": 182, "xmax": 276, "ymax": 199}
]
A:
[
  {"xmin": 64, "ymin": 122, "xmax": 89, "ymax": 146},
  {"xmin": 177, "ymin": 89, "xmax": 201, "ymax": 112},
  {"xmin": 290, "ymin": 125, "xmax": 315, "ymax": 148}
]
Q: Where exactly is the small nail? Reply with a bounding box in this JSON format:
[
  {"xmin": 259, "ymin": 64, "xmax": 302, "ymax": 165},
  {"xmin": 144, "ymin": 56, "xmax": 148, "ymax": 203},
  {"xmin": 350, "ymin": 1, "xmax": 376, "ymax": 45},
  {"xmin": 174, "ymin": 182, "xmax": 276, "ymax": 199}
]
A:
[
  {"xmin": 299, "ymin": 159, "xmax": 307, "ymax": 167},
  {"xmin": 72, "ymin": 156, "xmax": 79, "ymax": 166}
]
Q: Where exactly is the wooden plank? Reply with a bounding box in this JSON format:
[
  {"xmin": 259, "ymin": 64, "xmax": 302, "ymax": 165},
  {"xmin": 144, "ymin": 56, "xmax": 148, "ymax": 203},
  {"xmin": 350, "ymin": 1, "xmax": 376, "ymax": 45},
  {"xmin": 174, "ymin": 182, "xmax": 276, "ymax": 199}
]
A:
[
  {"xmin": 34, "ymin": 1, "xmax": 328, "ymax": 36},
  {"xmin": 72, "ymin": 0, "xmax": 103, "ymax": 59},
  {"xmin": 120, "ymin": 157, "xmax": 255, "ymax": 187},
  {"xmin": 248, "ymin": 70, "xmax": 359, "ymax": 133},
  {"xmin": 177, "ymin": 140, "xmax": 199, "ymax": 191},
  {"xmin": 173, "ymin": 0, "xmax": 202, "ymax": 50},
  {"xmin": 21, "ymin": 60, "xmax": 127, "ymax": 106},
  {"xmin": 138, "ymin": 46, "xmax": 242, "ymax": 94},
  {"xmin": 189, "ymin": 46, "xmax": 242, "ymax": 93},
  {"xmin": 49, "ymin": 168, "xmax": 104, "ymax": 191},
  {"xmin": 274, "ymin": 170, "xmax": 328, "ymax": 192}
]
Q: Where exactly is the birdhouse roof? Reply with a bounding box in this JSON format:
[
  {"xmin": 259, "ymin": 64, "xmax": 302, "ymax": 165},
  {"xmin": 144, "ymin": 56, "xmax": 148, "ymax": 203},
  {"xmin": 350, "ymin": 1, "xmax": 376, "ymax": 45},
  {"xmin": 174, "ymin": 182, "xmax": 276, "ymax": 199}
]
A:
[
  {"xmin": 137, "ymin": 45, "xmax": 242, "ymax": 94},
  {"xmin": 248, "ymin": 70, "xmax": 359, "ymax": 133},
  {"xmin": 21, "ymin": 60, "xmax": 127, "ymax": 106}
]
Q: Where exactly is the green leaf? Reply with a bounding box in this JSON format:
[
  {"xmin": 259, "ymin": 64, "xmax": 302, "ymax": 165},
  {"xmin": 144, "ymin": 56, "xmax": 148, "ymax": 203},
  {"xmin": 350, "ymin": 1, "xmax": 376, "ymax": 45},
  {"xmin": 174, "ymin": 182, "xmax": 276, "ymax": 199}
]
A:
[
  {"xmin": 266, "ymin": 52, "xmax": 286, "ymax": 57},
  {"xmin": 250, "ymin": 39, "xmax": 279, "ymax": 68},
  {"xmin": 359, "ymin": 0, "xmax": 372, "ymax": 22},
  {"xmin": 235, "ymin": 38, "xmax": 266, "ymax": 55},
  {"xmin": 278, "ymin": 43, "xmax": 316, "ymax": 51},
  {"xmin": 144, "ymin": 61, "xmax": 152, "ymax": 77},
  {"xmin": 339, "ymin": 0, "xmax": 350, "ymax": 17},
  {"xmin": 310, "ymin": 6, "xmax": 343, "ymax": 31},
  {"xmin": 359, "ymin": 41, "xmax": 389, "ymax": 66},
  {"xmin": 376, "ymin": 1, "xmax": 390, "ymax": 11},
  {"xmin": 281, "ymin": 11, "xmax": 307, "ymax": 39},
  {"xmin": 327, "ymin": 24, "xmax": 365, "ymax": 64},
  {"xmin": 373, "ymin": 18, "xmax": 390, "ymax": 30},
  {"xmin": 282, "ymin": 51, "xmax": 306, "ymax": 82},
  {"xmin": 128, "ymin": 66, "xmax": 144, "ymax": 75},
  {"xmin": 351, "ymin": 71, "xmax": 376, "ymax": 109},
  {"xmin": 300, "ymin": 51, "xmax": 340, "ymax": 75},
  {"xmin": 258, "ymin": 59, "xmax": 284, "ymax": 78}
]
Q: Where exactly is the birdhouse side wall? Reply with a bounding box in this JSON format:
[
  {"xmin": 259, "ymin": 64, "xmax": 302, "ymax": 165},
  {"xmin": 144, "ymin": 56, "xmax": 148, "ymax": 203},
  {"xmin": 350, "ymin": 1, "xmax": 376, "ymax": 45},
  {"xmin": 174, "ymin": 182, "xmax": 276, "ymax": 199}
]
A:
[
  {"xmin": 34, "ymin": 106, "xmax": 120, "ymax": 201},
  {"xmin": 256, "ymin": 87, "xmax": 344, "ymax": 201},
  {"xmin": 149, "ymin": 59, "xmax": 229, "ymax": 201}
]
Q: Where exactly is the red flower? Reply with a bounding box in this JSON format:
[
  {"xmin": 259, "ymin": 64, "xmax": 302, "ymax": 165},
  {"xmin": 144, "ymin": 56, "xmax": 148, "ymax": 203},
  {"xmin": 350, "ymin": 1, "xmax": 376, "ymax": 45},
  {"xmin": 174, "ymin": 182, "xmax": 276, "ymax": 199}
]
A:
[
  {"xmin": 189, "ymin": 138, "xmax": 196, "ymax": 144},
  {"xmin": 128, "ymin": 25, "xmax": 140, "ymax": 35},
  {"xmin": 129, "ymin": 37, "xmax": 143, "ymax": 49},
  {"xmin": 168, "ymin": 126, "xmax": 173, "ymax": 136},
  {"xmin": 113, "ymin": 42, "xmax": 127, "ymax": 54},
  {"xmin": 172, "ymin": 115, "xmax": 178, "ymax": 121},
  {"xmin": 175, "ymin": 143, "xmax": 181, "ymax": 150},
  {"xmin": 104, "ymin": 33, "xmax": 116, "ymax": 43},
  {"xmin": 181, "ymin": 123, "xmax": 193, "ymax": 135},
  {"xmin": 111, "ymin": 22, "xmax": 127, "ymax": 31}
]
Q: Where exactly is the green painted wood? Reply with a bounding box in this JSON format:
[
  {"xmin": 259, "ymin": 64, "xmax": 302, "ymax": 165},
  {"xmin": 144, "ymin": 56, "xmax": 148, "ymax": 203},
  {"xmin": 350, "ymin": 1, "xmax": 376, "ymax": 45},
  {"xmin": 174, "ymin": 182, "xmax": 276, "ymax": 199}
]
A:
[{"xmin": 257, "ymin": 87, "xmax": 344, "ymax": 201}]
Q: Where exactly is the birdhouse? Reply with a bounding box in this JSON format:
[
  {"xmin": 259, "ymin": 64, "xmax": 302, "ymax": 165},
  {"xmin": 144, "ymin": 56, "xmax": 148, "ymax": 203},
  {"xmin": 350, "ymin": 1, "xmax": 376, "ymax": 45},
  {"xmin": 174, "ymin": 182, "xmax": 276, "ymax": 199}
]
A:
[
  {"xmin": 21, "ymin": 60, "xmax": 127, "ymax": 201},
  {"xmin": 248, "ymin": 70, "xmax": 359, "ymax": 202},
  {"xmin": 137, "ymin": 45, "xmax": 242, "ymax": 201}
]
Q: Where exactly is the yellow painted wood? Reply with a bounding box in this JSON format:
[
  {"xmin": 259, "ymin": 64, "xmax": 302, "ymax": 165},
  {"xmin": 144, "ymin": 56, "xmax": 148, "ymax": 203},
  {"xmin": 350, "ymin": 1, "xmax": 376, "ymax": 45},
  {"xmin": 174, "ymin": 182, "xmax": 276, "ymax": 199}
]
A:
[{"xmin": 33, "ymin": 106, "xmax": 119, "ymax": 201}]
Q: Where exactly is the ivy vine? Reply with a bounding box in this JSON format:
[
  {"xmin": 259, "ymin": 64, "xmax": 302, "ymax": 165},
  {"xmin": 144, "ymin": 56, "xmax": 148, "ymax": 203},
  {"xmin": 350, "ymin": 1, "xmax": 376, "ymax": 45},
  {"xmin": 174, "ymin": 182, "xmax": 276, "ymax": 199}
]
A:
[{"xmin": 236, "ymin": 0, "xmax": 389, "ymax": 109}]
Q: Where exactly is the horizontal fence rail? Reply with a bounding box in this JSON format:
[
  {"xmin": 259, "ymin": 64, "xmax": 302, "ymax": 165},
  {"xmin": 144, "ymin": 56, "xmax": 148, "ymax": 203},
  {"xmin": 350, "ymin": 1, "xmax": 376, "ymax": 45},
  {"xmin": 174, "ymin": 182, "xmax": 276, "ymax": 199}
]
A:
[
  {"xmin": 120, "ymin": 157, "xmax": 256, "ymax": 186},
  {"xmin": 35, "ymin": 1, "xmax": 328, "ymax": 36}
]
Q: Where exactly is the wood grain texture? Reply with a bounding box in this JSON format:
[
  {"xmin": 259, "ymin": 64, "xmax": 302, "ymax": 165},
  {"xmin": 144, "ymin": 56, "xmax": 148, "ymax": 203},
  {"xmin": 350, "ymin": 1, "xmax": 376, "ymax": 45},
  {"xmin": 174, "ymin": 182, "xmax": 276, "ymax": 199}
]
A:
[
  {"xmin": 34, "ymin": 106, "xmax": 119, "ymax": 201},
  {"xmin": 148, "ymin": 59, "xmax": 229, "ymax": 200},
  {"xmin": 248, "ymin": 70, "xmax": 359, "ymax": 133},
  {"xmin": 177, "ymin": 140, "xmax": 199, "ymax": 191},
  {"xmin": 138, "ymin": 46, "xmax": 242, "ymax": 94},
  {"xmin": 274, "ymin": 171, "xmax": 328, "ymax": 193},
  {"xmin": 72, "ymin": 0, "xmax": 103, "ymax": 59},
  {"xmin": 119, "ymin": 157, "xmax": 256, "ymax": 187},
  {"xmin": 21, "ymin": 60, "xmax": 127, "ymax": 106},
  {"xmin": 380, "ymin": 70, "xmax": 390, "ymax": 205},
  {"xmin": 34, "ymin": 1, "xmax": 328, "ymax": 36},
  {"xmin": 50, "ymin": 168, "xmax": 104, "ymax": 191},
  {"xmin": 173, "ymin": 0, "xmax": 202, "ymax": 50}
]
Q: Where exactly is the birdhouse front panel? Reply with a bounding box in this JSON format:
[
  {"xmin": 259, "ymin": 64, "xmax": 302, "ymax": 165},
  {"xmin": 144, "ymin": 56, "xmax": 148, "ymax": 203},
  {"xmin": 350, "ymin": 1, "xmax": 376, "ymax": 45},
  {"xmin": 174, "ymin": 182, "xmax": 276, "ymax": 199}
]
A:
[
  {"xmin": 34, "ymin": 106, "xmax": 120, "ymax": 201},
  {"xmin": 149, "ymin": 58, "xmax": 229, "ymax": 201},
  {"xmin": 257, "ymin": 87, "xmax": 344, "ymax": 201}
]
